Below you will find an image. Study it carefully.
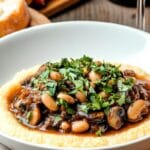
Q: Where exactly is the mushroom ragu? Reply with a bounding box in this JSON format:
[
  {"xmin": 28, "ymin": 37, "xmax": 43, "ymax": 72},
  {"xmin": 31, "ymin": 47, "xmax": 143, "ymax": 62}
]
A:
[{"xmin": 10, "ymin": 56, "xmax": 150, "ymax": 136}]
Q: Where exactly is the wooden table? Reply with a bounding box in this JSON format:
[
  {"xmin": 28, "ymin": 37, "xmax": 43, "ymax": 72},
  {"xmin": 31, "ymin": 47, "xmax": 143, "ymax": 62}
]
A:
[{"xmin": 51, "ymin": 0, "xmax": 150, "ymax": 32}]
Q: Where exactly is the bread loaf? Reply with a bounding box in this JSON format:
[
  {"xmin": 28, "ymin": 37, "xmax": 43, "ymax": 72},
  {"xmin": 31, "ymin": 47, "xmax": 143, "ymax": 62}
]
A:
[
  {"xmin": 25, "ymin": 0, "xmax": 32, "ymax": 5},
  {"xmin": 0, "ymin": 0, "xmax": 30, "ymax": 37}
]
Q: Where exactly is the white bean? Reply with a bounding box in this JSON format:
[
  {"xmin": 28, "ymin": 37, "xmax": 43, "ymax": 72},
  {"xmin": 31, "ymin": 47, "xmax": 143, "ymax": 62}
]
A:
[
  {"xmin": 71, "ymin": 119, "xmax": 89, "ymax": 133},
  {"xmin": 41, "ymin": 93, "xmax": 58, "ymax": 111},
  {"xmin": 127, "ymin": 99, "xmax": 149, "ymax": 122},
  {"xmin": 88, "ymin": 71, "xmax": 101, "ymax": 82},
  {"xmin": 30, "ymin": 106, "xmax": 41, "ymax": 126},
  {"xmin": 60, "ymin": 121, "xmax": 71, "ymax": 131},
  {"xmin": 75, "ymin": 91, "xmax": 87, "ymax": 102},
  {"xmin": 50, "ymin": 71, "xmax": 63, "ymax": 81},
  {"xmin": 57, "ymin": 92, "xmax": 75, "ymax": 104}
]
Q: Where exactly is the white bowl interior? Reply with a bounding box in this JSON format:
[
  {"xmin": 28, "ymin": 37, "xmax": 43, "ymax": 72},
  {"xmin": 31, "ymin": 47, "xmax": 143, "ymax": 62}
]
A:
[
  {"xmin": 0, "ymin": 22, "xmax": 150, "ymax": 85},
  {"xmin": 0, "ymin": 22, "xmax": 150, "ymax": 150}
]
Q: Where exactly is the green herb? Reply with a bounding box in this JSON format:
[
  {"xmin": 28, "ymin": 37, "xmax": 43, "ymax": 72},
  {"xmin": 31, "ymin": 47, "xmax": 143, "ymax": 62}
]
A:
[
  {"xmin": 71, "ymin": 55, "xmax": 93, "ymax": 68},
  {"xmin": 90, "ymin": 94, "xmax": 102, "ymax": 111},
  {"xmin": 27, "ymin": 56, "xmax": 136, "ymax": 120},
  {"xmin": 57, "ymin": 99, "xmax": 68, "ymax": 108},
  {"xmin": 78, "ymin": 104, "xmax": 90, "ymax": 113},
  {"xmin": 67, "ymin": 107, "xmax": 75, "ymax": 115},
  {"xmin": 84, "ymin": 78, "xmax": 90, "ymax": 89},
  {"xmin": 92, "ymin": 63, "xmax": 122, "ymax": 80},
  {"xmin": 102, "ymin": 101, "xmax": 110, "ymax": 108},
  {"xmin": 116, "ymin": 92, "xmax": 126, "ymax": 106},
  {"xmin": 117, "ymin": 77, "xmax": 134, "ymax": 92},
  {"xmin": 103, "ymin": 85, "xmax": 113, "ymax": 93},
  {"xmin": 59, "ymin": 68, "xmax": 81, "ymax": 81},
  {"xmin": 108, "ymin": 92, "xmax": 126, "ymax": 106},
  {"xmin": 57, "ymin": 99, "xmax": 75, "ymax": 115},
  {"xmin": 40, "ymin": 69, "xmax": 50, "ymax": 79},
  {"xmin": 109, "ymin": 99, "xmax": 115, "ymax": 105},
  {"xmin": 104, "ymin": 107, "xmax": 110, "ymax": 116},
  {"xmin": 26, "ymin": 111, "xmax": 32, "ymax": 122},
  {"xmin": 79, "ymin": 94, "xmax": 111, "ymax": 113},
  {"xmin": 95, "ymin": 129, "xmax": 102, "ymax": 136},
  {"xmin": 57, "ymin": 80, "xmax": 68, "ymax": 91},
  {"xmin": 89, "ymin": 86, "xmax": 96, "ymax": 94},
  {"xmin": 54, "ymin": 115, "xmax": 62, "ymax": 125},
  {"xmin": 125, "ymin": 96, "xmax": 132, "ymax": 104},
  {"xmin": 68, "ymin": 89, "xmax": 77, "ymax": 94},
  {"xmin": 79, "ymin": 55, "xmax": 93, "ymax": 65},
  {"xmin": 73, "ymin": 80, "xmax": 84, "ymax": 91},
  {"xmin": 45, "ymin": 80, "xmax": 57, "ymax": 96},
  {"xmin": 60, "ymin": 58, "xmax": 71, "ymax": 68}
]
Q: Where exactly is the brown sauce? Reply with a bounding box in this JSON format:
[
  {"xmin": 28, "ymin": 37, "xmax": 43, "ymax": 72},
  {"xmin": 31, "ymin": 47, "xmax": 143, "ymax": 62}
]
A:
[
  {"xmin": 8, "ymin": 59, "xmax": 150, "ymax": 136},
  {"xmin": 13, "ymin": 113, "xmax": 150, "ymax": 137}
]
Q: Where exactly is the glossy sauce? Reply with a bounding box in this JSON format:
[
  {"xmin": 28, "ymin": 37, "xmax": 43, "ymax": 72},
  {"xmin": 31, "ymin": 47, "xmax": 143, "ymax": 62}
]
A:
[
  {"xmin": 9, "ymin": 66, "xmax": 150, "ymax": 136},
  {"xmin": 13, "ymin": 114, "xmax": 150, "ymax": 137}
]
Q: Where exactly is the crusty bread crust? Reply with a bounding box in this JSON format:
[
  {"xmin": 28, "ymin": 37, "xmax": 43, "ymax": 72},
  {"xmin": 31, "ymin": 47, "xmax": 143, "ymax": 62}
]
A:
[
  {"xmin": 25, "ymin": 0, "xmax": 32, "ymax": 5},
  {"xmin": 0, "ymin": 64, "xmax": 150, "ymax": 148},
  {"xmin": 0, "ymin": 0, "xmax": 30, "ymax": 37}
]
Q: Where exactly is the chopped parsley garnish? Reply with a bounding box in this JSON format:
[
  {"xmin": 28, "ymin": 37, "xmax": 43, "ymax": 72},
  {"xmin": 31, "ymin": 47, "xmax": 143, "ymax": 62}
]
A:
[
  {"xmin": 54, "ymin": 115, "xmax": 62, "ymax": 125},
  {"xmin": 17, "ymin": 55, "xmax": 141, "ymax": 136},
  {"xmin": 26, "ymin": 111, "xmax": 32, "ymax": 122},
  {"xmin": 57, "ymin": 99, "xmax": 75, "ymax": 115},
  {"xmin": 29, "ymin": 56, "xmax": 135, "ymax": 113},
  {"xmin": 45, "ymin": 80, "xmax": 57, "ymax": 96},
  {"xmin": 95, "ymin": 129, "xmax": 102, "ymax": 136},
  {"xmin": 27, "ymin": 55, "xmax": 134, "ymax": 112},
  {"xmin": 117, "ymin": 77, "xmax": 134, "ymax": 92}
]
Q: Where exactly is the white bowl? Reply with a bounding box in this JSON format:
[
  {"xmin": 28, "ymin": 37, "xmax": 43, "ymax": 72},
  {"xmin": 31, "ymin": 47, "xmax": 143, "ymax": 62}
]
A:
[{"xmin": 0, "ymin": 21, "xmax": 150, "ymax": 150}]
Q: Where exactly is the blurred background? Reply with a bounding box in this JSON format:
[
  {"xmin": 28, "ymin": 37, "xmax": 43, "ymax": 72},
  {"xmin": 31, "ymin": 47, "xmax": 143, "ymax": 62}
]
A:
[
  {"xmin": 1, "ymin": 0, "xmax": 150, "ymax": 37},
  {"xmin": 48, "ymin": 0, "xmax": 150, "ymax": 32}
]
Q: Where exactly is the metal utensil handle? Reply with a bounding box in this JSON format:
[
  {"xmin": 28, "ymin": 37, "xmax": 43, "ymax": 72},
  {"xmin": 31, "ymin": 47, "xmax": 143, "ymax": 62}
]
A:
[{"xmin": 136, "ymin": 0, "xmax": 146, "ymax": 30}]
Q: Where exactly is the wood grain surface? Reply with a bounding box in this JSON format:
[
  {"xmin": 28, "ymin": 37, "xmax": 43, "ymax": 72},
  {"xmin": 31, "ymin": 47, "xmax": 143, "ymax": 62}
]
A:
[
  {"xmin": 51, "ymin": 0, "xmax": 150, "ymax": 32},
  {"xmin": 40, "ymin": 0, "xmax": 80, "ymax": 17}
]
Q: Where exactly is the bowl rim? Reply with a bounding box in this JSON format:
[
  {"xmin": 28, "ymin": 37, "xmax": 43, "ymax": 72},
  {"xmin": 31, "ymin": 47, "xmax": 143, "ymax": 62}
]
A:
[
  {"xmin": 0, "ymin": 132, "xmax": 149, "ymax": 150},
  {"xmin": 0, "ymin": 21, "xmax": 150, "ymax": 149},
  {"xmin": 0, "ymin": 20, "xmax": 150, "ymax": 43}
]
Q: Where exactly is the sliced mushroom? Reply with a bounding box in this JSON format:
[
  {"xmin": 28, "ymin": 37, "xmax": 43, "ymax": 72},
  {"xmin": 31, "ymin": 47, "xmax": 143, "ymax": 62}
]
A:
[
  {"xmin": 123, "ymin": 69, "xmax": 136, "ymax": 77},
  {"xmin": 136, "ymin": 80, "xmax": 150, "ymax": 90},
  {"xmin": 88, "ymin": 111, "xmax": 105, "ymax": 124},
  {"xmin": 127, "ymin": 99, "xmax": 149, "ymax": 122},
  {"xmin": 77, "ymin": 111, "xmax": 104, "ymax": 123},
  {"xmin": 30, "ymin": 104, "xmax": 41, "ymax": 126},
  {"xmin": 71, "ymin": 119, "xmax": 89, "ymax": 133},
  {"xmin": 41, "ymin": 93, "xmax": 58, "ymax": 111},
  {"xmin": 75, "ymin": 91, "xmax": 87, "ymax": 103},
  {"xmin": 88, "ymin": 111, "xmax": 104, "ymax": 120},
  {"xmin": 57, "ymin": 92, "xmax": 75, "ymax": 104},
  {"xmin": 107, "ymin": 106, "xmax": 125, "ymax": 130}
]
